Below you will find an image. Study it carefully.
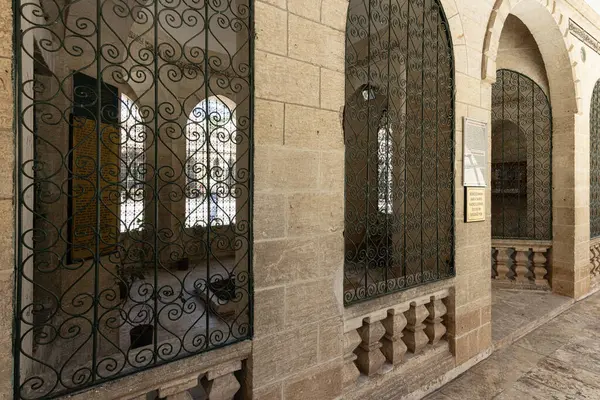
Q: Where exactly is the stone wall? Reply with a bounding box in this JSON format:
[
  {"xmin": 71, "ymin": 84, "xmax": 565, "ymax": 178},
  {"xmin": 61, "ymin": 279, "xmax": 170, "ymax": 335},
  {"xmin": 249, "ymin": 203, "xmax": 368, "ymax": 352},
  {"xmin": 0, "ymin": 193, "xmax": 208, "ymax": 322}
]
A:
[
  {"xmin": 250, "ymin": 0, "xmax": 346, "ymax": 397},
  {"xmin": 3, "ymin": 0, "xmax": 600, "ymax": 399}
]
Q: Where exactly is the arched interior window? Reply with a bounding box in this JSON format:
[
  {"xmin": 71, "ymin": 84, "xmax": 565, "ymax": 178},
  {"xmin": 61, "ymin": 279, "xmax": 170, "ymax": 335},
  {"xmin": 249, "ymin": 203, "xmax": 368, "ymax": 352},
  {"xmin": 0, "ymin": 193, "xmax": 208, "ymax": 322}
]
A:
[
  {"xmin": 186, "ymin": 96, "xmax": 237, "ymax": 228},
  {"xmin": 343, "ymin": 0, "xmax": 455, "ymax": 304},
  {"xmin": 491, "ymin": 69, "xmax": 552, "ymax": 240},
  {"xmin": 591, "ymin": 80, "xmax": 600, "ymax": 239},
  {"xmin": 120, "ymin": 93, "xmax": 146, "ymax": 232},
  {"xmin": 377, "ymin": 111, "xmax": 392, "ymax": 215}
]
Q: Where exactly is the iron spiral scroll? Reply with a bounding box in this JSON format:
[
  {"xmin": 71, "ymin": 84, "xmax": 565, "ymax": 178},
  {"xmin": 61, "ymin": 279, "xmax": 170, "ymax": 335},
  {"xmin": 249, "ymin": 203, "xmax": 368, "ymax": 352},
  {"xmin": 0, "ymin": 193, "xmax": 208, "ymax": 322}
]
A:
[{"xmin": 14, "ymin": 0, "xmax": 253, "ymax": 397}]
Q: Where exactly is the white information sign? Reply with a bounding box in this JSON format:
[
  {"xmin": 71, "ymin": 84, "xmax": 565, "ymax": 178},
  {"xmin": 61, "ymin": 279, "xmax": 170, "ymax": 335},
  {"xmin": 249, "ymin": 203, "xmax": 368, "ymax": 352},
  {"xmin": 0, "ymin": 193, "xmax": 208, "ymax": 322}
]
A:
[{"xmin": 463, "ymin": 117, "xmax": 488, "ymax": 187}]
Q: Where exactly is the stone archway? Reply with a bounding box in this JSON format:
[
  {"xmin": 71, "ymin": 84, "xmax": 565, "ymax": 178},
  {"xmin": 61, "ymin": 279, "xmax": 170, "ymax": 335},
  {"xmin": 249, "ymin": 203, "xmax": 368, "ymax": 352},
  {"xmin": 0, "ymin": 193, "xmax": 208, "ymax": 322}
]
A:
[{"xmin": 483, "ymin": 0, "xmax": 588, "ymax": 298}]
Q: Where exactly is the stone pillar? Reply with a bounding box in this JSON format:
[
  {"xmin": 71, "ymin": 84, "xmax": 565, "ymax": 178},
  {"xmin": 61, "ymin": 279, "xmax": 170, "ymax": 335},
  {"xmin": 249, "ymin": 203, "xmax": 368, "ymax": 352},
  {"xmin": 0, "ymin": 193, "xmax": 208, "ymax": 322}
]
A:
[
  {"xmin": 158, "ymin": 374, "xmax": 199, "ymax": 400},
  {"xmin": 342, "ymin": 329, "xmax": 362, "ymax": 387},
  {"xmin": 381, "ymin": 307, "xmax": 408, "ymax": 366},
  {"xmin": 424, "ymin": 296, "xmax": 447, "ymax": 345},
  {"xmin": 532, "ymin": 246, "xmax": 549, "ymax": 287},
  {"xmin": 403, "ymin": 300, "xmax": 429, "ymax": 355},
  {"xmin": 495, "ymin": 247, "xmax": 511, "ymax": 280},
  {"xmin": 201, "ymin": 360, "xmax": 242, "ymax": 400},
  {"xmin": 513, "ymin": 247, "xmax": 530, "ymax": 283},
  {"xmin": 355, "ymin": 317, "xmax": 386, "ymax": 376}
]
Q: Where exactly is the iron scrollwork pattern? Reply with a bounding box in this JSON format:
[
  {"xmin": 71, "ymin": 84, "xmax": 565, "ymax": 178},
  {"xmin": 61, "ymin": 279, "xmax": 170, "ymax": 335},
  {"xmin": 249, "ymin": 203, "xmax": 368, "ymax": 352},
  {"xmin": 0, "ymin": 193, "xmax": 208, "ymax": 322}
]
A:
[
  {"xmin": 491, "ymin": 69, "xmax": 552, "ymax": 240},
  {"xmin": 343, "ymin": 0, "xmax": 455, "ymax": 305},
  {"xmin": 591, "ymin": 80, "xmax": 600, "ymax": 238},
  {"xmin": 14, "ymin": 0, "xmax": 253, "ymax": 397}
]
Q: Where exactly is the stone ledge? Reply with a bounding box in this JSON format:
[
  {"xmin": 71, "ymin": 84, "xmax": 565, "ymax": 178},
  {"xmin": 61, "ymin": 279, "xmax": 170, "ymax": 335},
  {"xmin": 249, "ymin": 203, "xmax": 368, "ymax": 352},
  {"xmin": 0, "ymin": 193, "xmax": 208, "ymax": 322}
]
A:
[
  {"xmin": 64, "ymin": 340, "xmax": 251, "ymax": 400},
  {"xmin": 492, "ymin": 239, "xmax": 552, "ymax": 249}
]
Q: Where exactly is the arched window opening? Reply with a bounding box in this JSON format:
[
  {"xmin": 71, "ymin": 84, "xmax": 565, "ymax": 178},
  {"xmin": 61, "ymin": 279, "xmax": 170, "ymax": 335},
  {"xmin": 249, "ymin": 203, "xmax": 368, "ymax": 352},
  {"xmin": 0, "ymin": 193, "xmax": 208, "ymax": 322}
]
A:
[
  {"xmin": 377, "ymin": 111, "xmax": 393, "ymax": 215},
  {"xmin": 491, "ymin": 69, "xmax": 552, "ymax": 240},
  {"xmin": 591, "ymin": 80, "xmax": 600, "ymax": 238},
  {"xmin": 120, "ymin": 93, "xmax": 146, "ymax": 232},
  {"xmin": 343, "ymin": 0, "xmax": 455, "ymax": 304},
  {"xmin": 14, "ymin": 0, "xmax": 253, "ymax": 396},
  {"xmin": 186, "ymin": 96, "xmax": 237, "ymax": 228}
]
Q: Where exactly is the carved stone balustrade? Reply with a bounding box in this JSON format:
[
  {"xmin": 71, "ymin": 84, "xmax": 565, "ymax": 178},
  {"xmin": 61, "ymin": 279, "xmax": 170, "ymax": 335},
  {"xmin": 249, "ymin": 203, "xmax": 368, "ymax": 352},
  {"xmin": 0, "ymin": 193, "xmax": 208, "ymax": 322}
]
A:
[
  {"xmin": 343, "ymin": 289, "xmax": 450, "ymax": 389},
  {"xmin": 114, "ymin": 341, "xmax": 249, "ymax": 400},
  {"xmin": 491, "ymin": 240, "xmax": 551, "ymax": 289}
]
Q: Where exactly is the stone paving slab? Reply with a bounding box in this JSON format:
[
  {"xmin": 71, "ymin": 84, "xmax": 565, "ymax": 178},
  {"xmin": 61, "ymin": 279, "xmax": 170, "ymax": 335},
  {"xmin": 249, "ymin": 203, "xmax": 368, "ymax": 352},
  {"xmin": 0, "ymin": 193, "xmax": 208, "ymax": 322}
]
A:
[{"xmin": 426, "ymin": 290, "xmax": 600, "ymax": 400}]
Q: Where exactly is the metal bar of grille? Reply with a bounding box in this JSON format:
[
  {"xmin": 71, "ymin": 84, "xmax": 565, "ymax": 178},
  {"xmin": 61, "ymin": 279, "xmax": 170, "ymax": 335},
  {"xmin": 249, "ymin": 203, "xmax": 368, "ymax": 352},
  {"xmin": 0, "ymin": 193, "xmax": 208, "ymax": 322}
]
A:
[
  {"xmin": 13, "ymin": 0, "xmax": 254, "ymax": 396},
  {"xmin": 343, "ymin": 0, "xmax": 455, "ymax": 305}
]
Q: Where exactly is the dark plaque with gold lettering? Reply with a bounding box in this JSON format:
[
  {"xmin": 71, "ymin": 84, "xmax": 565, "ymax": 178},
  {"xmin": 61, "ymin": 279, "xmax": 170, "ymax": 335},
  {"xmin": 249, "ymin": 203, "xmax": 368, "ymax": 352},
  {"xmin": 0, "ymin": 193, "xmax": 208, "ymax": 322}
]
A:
[
  {"xmin": 68, "ymin": 73, "xmax": 120, "ymax": 263},
  {"xmin": 465, "ymin": 187, "xmax": 486, "ymax": 223}
]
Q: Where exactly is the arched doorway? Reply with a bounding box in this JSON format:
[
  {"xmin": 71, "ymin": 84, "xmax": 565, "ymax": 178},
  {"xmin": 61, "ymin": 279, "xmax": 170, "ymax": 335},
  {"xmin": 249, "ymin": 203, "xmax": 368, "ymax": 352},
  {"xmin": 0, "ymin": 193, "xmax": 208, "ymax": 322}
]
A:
[{"xmin": 491, "ymin": 69, "xmax": 552, "ymax": 243}]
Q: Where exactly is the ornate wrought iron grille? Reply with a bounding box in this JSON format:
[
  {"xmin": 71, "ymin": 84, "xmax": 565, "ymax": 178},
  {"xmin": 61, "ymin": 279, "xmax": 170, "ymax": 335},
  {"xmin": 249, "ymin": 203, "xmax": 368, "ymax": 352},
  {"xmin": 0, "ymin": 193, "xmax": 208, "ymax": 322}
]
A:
[
  {"xmin": 14, "ymin": 0, "xmax": 253, "ymax": 397},
  {"xmin": 591, "ymin": 80, "xmax": 600, "ymax": 238},
  {"xmin": 491, "ymin": 69, "xmax": 552, "ymax": 240},
  {"xmin": 343, "ymin": 0, "xmax": 455, "ymax": 305}
]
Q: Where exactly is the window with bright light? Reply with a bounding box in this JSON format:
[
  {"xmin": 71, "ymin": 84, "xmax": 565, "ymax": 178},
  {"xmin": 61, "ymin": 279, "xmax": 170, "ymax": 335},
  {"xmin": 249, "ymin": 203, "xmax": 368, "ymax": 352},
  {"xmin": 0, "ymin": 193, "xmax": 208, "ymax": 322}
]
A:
[
  {"xmin": 120, "ymin": 93, "xmax": 146, "ymax": 232},
  {"xmin": 186, "ymin": 96, "xmax": 237, "ymax": 228}
]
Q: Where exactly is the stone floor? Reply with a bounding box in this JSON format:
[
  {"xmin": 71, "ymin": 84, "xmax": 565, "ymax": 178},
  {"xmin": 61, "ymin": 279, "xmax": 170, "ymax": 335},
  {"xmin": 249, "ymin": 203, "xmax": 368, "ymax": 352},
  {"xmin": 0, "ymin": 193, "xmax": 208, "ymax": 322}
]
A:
[
  {"xmin": 426, "ymin": 290, "xmax": 600, "ymax": 399},
  {"xmin": 491, "ymin": 286, "xmax": 573, "ymax": 348}
]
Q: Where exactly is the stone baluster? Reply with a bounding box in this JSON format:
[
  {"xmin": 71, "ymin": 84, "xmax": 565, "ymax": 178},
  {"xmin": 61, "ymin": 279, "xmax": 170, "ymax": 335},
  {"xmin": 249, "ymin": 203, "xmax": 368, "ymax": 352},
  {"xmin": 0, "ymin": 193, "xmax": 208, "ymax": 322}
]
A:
[
  {"xmin": 201, "ymin": 360, "xmax": 242, "ymax": 400},
  {"xmin": 495, "ymin": 247, "xmax": 511, "ymax": 280},
  {"xmin": 513, "ymin": 247, "xmax": 530, "ymax": 283},
  {"xmin": 531, "ymin": 246, "xmax": 549, "ymax": 287},
  {"xmin": 355, "ymin": 316, "xmax": 387, "ymax": 376},
  {"xmin": 381, "ymin": 306, "xmax": 408, "ymax": 366},
  {"xmin": 591, "ymin": 245, "xmax": 600, "ymax": 277},
  {"xmin": 424, "ymin": 295, "xmax": 447, "ymax": 345},
  {"xmin": 342, "ymin": 329, "xmax": 362, "ymax": 387},
  {"xmin": 158, "ymin": 374, "xmax": 199, "ymax": 400},
  {"xmin": 403, "ymin": 299, "xmax": 429, "ymax": 355}
]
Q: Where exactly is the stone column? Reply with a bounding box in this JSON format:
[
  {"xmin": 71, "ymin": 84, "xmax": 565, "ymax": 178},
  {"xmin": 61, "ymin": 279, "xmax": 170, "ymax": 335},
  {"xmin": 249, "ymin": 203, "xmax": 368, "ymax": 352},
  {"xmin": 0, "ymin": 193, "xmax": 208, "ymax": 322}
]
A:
[
  {"xmin": 403, "ymin": 299, "xmax": 429, "ymax": 355},
  {"xmin": 381, "ymin": 307, "xmax": 408, "ymax": 366},
  {"xmin": 513, "ymin": 247, "xmax": 530, "ymax": 283},
  {"xmin": 532, "ymin": 246, "xmax": 549, "ymax": 287},
  {"xmin": 355, "ymin": 317, "xmax": 386, "ymax": 376},
  {"xmin": 495, "ymin": 247, "xmax": 511, "ymax": 280},
  {"xmin": 201, "ymin": 360, "xmax": 242, "ymax": 400}
]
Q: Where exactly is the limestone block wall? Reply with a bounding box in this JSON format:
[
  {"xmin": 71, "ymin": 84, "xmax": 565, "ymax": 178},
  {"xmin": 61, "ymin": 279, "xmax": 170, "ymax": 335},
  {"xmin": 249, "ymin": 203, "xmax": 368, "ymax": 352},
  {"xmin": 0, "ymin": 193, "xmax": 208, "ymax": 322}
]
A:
[
  {"xmin": 250, "ymin": 0, "xmax": 346, "ymax": 397},
  {"xmin": 564, "ymin": 0, "xmax": 600, "ymax": 288},
  {"xmin": 497, "ymin": 15, "xmax": 550, "ymax": 95}
]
